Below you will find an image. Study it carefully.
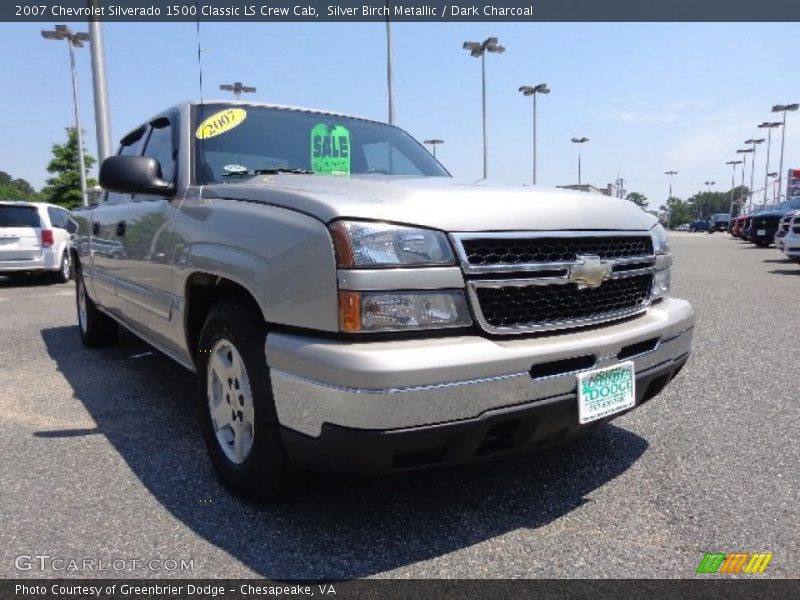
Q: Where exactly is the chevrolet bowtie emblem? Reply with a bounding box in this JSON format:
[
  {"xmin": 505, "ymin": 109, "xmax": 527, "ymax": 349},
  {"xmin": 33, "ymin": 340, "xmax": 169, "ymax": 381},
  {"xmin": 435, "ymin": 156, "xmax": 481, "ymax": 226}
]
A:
[{"xmin": 568, "ymin": 255, "xmax": 613, "ymax": 289}]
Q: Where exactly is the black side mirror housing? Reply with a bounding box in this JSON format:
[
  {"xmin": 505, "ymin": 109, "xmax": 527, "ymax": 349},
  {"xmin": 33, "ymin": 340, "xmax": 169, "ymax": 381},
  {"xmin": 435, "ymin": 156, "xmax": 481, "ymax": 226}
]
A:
[{"xmin": 99, "ymin": 155, "xmax": 175, "ymax": 197}]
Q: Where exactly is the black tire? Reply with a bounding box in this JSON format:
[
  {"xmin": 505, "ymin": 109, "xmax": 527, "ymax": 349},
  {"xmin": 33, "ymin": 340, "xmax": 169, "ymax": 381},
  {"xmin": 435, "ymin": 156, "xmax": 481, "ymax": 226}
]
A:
[
  {"xmin": 76, "ymin": 271, "xmax": 119, "ymax": 347},
  {"xmin": 197, "ymin": 297, "xmax": 290, "ymax": 500},
  {"xmin": 54, "ymin": 252, "xmax": 72, "ymax": 284}
]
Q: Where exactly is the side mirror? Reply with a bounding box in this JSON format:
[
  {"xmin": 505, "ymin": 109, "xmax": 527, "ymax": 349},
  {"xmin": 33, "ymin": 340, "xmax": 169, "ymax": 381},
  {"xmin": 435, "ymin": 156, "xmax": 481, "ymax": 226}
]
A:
[{"xmin": 99, "ymin": 155, "xmax": 175, "ymax": 197}]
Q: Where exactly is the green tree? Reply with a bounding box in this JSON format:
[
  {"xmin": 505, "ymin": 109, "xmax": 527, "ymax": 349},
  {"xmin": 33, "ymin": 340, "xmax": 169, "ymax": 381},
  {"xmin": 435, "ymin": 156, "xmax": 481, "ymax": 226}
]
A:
[
  {"xmin": 41, "ymin": 127, "xmax": 96, "ymax": 209},
  {"xmin": 0, "ymin": 171, "xmax": 40, "ymax": 201},
  {"xmin": 625, "ymin": 192, "xmax": 648, "ymax": 209},
  {"xmin": 659, "ymin": 197, "xmax": 696, "ymax": 227}
]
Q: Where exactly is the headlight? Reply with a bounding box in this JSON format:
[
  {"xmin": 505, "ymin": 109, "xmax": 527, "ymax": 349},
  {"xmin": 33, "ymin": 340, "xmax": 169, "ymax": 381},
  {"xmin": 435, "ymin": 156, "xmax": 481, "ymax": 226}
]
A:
[
  {"xmin": 339, "ymin": 290, "xmax": 471, "ymax": 332},
  {"xmin": 330, "ymin": 221, "xmax": 455, "ymax": 267},
  {"xmin": 650, "ymin": 223, "xmax": 670, "ymax": 254},
  {"xmin": 650, "ymin": 224, "xmax": 671, "ymax": 300}
]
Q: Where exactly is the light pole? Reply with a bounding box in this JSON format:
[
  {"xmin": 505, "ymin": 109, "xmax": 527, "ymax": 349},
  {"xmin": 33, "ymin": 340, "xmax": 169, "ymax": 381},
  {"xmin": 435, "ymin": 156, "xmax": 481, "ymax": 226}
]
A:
[
  {"xmin": 703, "ymin": 180, "xmax": 715, "ymax": 220},
  {"xmin": 744, "ymin": 139, "xmax": 764, "ymax": 211},
  {"xmin": 42, "ymin": 25, "xmax": 90, "ymax": 207},
  {"xmin": 87, "ymin": 3, "xmax": 112, "ymax": 165},
  {"xmin": 518, "ymin": 83, "xmax": 550, "ymax": 185},
  {"xmin": 664, "ymin": 170, "xmax": 677, "ymax": 228},
  {"xmin": 571, "ymin": 137, "xmax": 589, "ymax": 189},
  {"xmin": 758, "ymin": 121, "xmax": 782, "ymax": 207},
  {"xmin": 736, "ymin": 148, "xmax": 753, "ymax": 214},
  {"xmin": 463, "ymin": 37, "xmax": 505, "ymax": 180},
  {"xmin": 772, "ymin": 103, "xmax": 799, "ymax": 201},
  {"xmin": 423, "ymin": 139, "xmax": 444, "ymax": 159},
  {"xmin": 726, "ymin": 160, "xmax": 742, "ymax": 217},
  {"xmin": 767, "ymin": 172, "xmax": 779, "ymax": 203},
  {"xmin": 219, "ymin": 82, "xmax": 256, "ymax": 100},
  {"xmin": 385, "ymin": 10, "xmax": 394, "ymax": 125}
]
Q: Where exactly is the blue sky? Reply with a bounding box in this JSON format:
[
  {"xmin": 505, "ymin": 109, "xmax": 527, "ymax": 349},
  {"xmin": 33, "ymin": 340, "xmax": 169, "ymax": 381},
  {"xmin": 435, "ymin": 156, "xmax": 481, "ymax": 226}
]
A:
[{"xmin": 0, "ymin": 21, "xmax": 797, "ymax": 208}]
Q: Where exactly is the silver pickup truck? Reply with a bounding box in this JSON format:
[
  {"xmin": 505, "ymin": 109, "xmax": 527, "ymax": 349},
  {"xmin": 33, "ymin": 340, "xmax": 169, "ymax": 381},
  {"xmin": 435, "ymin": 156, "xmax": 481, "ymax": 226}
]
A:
[{"xmin": 72, "ymin": 101, "xmax": 694, "ymax": 499}]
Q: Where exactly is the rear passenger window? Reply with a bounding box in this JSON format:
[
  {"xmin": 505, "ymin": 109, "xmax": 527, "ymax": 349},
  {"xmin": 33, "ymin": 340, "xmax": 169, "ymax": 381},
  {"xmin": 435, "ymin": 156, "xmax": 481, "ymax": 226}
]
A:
[{"xmin": 47, "ymin": 207, "xmax": 66, "ymax": 229}]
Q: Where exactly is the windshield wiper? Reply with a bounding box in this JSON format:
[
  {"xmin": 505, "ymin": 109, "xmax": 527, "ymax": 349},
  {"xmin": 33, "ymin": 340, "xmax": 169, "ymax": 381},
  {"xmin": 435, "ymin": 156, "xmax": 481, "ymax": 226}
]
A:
[{"xmin": 253, "ymin": 167, "xmax": 314, "ymax": 175}]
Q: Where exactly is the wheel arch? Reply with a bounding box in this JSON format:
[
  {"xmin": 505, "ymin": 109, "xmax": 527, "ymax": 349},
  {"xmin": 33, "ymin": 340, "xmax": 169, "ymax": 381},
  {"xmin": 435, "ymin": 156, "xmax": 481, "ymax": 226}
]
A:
[{"xmin": 184, "ymin": 271, "xmax": 265, "ymax": 366}]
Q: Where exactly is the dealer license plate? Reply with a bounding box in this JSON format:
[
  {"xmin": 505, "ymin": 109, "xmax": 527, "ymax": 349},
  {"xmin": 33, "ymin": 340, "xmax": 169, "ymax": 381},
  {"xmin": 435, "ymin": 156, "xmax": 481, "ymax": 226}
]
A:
[
  {"xmin": 577, "ymin": 361, "xmax": 636, "ymax": 424},
  {"xmin": 757, "ymin": 229, "xmax": 766, "ymax": 236}
]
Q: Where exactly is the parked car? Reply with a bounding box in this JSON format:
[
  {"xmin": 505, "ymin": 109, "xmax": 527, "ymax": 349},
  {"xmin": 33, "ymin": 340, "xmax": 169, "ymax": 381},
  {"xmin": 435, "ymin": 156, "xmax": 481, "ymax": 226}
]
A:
[
  {"xmin": 673, "ymin": 223, "xmax": 690, "ymax": 231},
  {"xmin": 774, "ymin": 211, "xmax": 795, "ymax": 253},
  {"xmin": 0, "ymin": 200, "xmax": 76, "ymax": 282},
  {"xmin": 747, "ymin": 199, "xmax": 800, "ymax": 247},
  {"xmin": 71, "ymin": 101, "xmax": 695, "ymax": 499},
  {"xmin": 779, "ymin": 210, "xmax": 800, "ymax": 264},
  {"xmin": 689, "ymin": 219, "xmax": 709, "ymax": 232},
  {"xmin": 731, "ymin": 215, "xmax": 747, "ymax": 238},
  {"xmin": 708, "ymin": 213, "xmax": 731, "ymax": 233}
]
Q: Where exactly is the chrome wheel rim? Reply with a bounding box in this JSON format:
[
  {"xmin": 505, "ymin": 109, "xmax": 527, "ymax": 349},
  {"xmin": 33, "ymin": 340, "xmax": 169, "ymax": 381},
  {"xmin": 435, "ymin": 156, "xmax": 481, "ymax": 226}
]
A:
[
  {"xmin": 207, "ymin": 338, "xmax": 255, "ymax": 464},
  {"xmin": 77, "ymin": 278, "xmax": 87, "ymax": 334}
]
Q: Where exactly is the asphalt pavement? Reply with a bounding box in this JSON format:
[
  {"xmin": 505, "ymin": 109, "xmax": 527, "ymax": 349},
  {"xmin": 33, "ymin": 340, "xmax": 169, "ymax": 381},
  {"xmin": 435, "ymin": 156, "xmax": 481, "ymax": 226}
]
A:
[{"xmin": 1, "ymin": 232, "xmax": 798, "ymax": 579}]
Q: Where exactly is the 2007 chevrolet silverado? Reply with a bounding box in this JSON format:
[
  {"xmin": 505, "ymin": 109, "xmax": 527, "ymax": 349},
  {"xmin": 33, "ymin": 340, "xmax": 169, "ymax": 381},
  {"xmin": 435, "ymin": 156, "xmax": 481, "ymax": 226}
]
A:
[{"xmin": 71, "ymin": 101, "xmax": 694, "ymax": 498}]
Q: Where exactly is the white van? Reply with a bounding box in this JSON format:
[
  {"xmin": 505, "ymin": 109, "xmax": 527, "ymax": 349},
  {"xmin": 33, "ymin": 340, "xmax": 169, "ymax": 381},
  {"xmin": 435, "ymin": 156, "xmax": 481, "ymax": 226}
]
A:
[{"xmin": 0, "ymin": 201, "xmax": 76, "ymax": 282}]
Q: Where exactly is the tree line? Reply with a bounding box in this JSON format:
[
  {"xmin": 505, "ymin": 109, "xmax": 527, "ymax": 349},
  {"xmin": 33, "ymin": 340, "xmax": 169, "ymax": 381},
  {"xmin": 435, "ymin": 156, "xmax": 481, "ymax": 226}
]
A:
[{"xmin": 0, "ymin": 128, "xmax": 96, "ymax": 209}]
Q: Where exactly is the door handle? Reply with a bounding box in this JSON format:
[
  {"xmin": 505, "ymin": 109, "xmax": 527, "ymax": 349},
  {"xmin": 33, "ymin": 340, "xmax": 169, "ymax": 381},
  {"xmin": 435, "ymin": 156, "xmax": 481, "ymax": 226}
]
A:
[
  {"xmin": 116, "ymin": 221, "xmax": 126, "ymax": 237},
  {"xmin": 92, "ymin": 222, "xmax": 99, "ymax": 235}
]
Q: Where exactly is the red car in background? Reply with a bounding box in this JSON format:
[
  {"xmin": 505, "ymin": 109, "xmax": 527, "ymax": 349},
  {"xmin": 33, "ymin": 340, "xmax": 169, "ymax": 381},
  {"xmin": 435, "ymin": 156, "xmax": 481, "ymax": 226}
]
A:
[{"xmin": 731, "ymin": 215, "xmax": 747, "ymax": 238}]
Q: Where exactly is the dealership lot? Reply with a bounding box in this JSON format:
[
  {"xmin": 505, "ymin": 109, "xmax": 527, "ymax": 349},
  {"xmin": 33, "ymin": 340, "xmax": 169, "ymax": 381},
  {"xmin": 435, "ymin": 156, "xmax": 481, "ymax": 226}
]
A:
[{"xmin": 0, "ymin": 233, "xmax": 798, "ymax": 579}]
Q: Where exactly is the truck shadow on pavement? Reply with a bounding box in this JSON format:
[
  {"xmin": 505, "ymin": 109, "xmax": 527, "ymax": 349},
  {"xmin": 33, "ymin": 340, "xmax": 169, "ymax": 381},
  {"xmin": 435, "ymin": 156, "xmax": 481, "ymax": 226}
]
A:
[{"xmin": 41, "ymin": 325, "xmax": 648, "ymax": 579}]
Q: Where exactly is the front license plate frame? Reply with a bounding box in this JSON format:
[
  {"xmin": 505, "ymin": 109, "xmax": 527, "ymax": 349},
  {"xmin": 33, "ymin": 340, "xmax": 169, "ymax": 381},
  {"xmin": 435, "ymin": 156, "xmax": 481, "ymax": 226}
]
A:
[{"xmin": 577, "ymin": 361, "xmax": 636, "ymax": 425}]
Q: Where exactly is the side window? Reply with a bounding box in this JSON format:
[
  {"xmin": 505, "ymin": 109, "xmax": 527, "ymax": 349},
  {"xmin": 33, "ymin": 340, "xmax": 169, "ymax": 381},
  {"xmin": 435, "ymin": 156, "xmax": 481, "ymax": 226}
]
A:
[
  {"xmin": 47, "ymin": 207, "xmax": 65, "ymax": 229},
  {"xmin": 142, "ymin": 119, "xmax": 176, "ymax": 184}
]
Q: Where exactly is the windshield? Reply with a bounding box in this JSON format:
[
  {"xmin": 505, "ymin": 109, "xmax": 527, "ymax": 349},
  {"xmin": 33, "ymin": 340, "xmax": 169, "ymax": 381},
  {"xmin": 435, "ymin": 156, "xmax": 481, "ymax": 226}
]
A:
[
  {"xmin": 0, "ymin": 205, "xmax": 40, "ymax": 228},
  {"xmin": 194, "ymin": 104, "xmax": 448, "ymax": 183}
]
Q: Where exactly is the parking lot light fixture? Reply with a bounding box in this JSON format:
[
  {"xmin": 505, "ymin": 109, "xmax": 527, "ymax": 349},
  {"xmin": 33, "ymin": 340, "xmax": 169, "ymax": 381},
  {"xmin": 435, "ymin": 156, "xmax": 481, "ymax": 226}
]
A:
[
  {"xmin": 744, "ymin": 138, "xmax": 764, "ymax": 210},
  {"xmin": 664, "ymin": 171, "xmax": 678, "ymax": 228},
  {"xmin": 726, "ymin": 160, "xmax": 743, "ymax": 217},
  {"xmin": 463, "ymin": 37, "xmax": 505, "ymax": 179},
  {"xmin": 771, "ymin": 103, "xmax": 799, "ymax": 200},
  {"xmin": 571, "ymin": 137, "xmax": 589, "ymax": 189},
  {"xmin": 519, "ymin": 83, "xmax": 550, "ymax": 185},
  {"xmin": 767, "ymin": 172, "xmax": 779, "ymax": 203},
  {"xmin": 423, "ymin": 139, "xmax": 444, "ymax": 159},
  {"xmin": 41, "ymin": 25, "xmax": 90, "ymax": 207},
  {"xmin": 758, "ymin": 121, "xmax": 782, "ymax": 206},
  {"xmin": 736, "ymin": 149, "xmax": 754, "ymax": 211},
  {"xmin": 219, "ymin": 82, "xmax": 256, "ymax": 100}
]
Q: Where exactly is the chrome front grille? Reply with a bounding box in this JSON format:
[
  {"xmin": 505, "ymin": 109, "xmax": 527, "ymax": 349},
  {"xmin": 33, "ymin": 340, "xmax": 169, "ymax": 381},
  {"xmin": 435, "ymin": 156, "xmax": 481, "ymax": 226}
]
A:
[
  {"xmin": 460, "ymin": 235, "xmax": 653, "ymax": 267},
  {"xmin": 451, "ymin": 231, "xmax": 656, "ymax": 334}
]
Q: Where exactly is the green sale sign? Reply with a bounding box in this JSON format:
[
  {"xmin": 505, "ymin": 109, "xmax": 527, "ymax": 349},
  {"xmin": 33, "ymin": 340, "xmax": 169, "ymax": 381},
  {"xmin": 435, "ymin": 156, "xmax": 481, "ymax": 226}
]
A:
[{"xmin": 310, "ymin": 124, "xmax": 351, "ymax": 175}]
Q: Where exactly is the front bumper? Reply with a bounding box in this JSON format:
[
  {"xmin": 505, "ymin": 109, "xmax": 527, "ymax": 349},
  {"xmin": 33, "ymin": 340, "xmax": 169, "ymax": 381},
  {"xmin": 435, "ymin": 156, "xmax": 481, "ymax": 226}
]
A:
[
  {"xmin": 266, "ymin": 297, "xmax": 694, "ymax": 469},
  {"xmin": 782, "ymin": 232, "xmax": 800, "ymax": 258},
  {"xmin": 281, "ymin": 356, "xmax": 688, "ymax": 473},
  {"xmin": 749, "ymin": 228, "xmax": 778, "ymax": 245}
]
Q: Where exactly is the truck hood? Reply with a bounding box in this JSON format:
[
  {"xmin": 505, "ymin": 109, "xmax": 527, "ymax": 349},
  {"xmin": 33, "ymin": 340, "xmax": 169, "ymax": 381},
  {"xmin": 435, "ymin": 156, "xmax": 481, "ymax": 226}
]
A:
[{"xmin": 201, "ymin": 175, "xmax": 658, "ymax": 232}]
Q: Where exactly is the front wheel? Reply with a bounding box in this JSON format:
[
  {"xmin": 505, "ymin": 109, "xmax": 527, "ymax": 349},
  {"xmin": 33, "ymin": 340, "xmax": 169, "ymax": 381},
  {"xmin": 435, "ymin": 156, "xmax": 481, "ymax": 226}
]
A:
[
  {"xmin": 197, "ymin": 298, "xmax": 290, "ymax": 499},
  {"xmin": 76, "ymin": 271, "xmax": 119, "ymax": 347}
]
